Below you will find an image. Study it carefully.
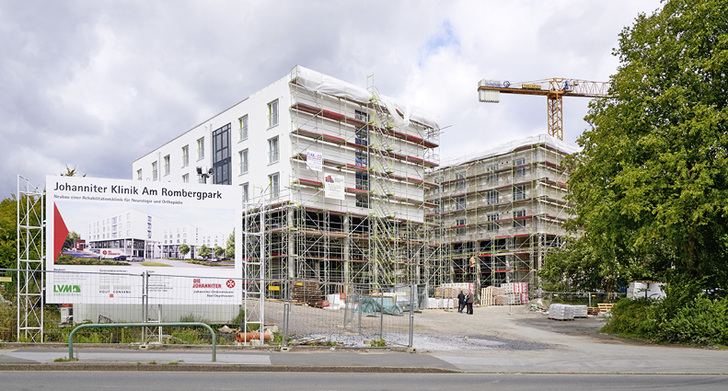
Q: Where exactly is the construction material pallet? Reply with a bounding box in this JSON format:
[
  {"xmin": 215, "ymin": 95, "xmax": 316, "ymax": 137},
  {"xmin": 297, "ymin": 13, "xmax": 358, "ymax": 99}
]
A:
[{"xmin": 597, "ymin": 303, "xmax": 615, "ymax": 313}]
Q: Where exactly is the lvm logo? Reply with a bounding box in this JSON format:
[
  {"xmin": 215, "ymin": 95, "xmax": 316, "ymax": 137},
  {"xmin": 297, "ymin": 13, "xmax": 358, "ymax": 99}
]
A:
[{"xmin": 54, "ymin": 285, "xmax": 81, "ymax": 294}]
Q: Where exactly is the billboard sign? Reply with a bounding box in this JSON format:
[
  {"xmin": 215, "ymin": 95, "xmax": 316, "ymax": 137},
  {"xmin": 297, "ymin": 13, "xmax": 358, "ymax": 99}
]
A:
[
  {"xmin": 46, "ymin": 175, "xmax": 242, "ymax": 304},
  {"xmin": 324, "ymin": 173, "xmax": 345, "ymax": 200},
  {"xmin": 306, "ymin": 150, "xmax": 323, "ymax": 172}
]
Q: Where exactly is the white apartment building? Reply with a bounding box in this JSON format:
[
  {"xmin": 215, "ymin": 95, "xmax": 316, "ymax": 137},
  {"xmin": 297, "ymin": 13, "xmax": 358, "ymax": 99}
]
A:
[
  {"xmin": 133, "ymin": 66, "xmax": 441, "ymax": 287},
  {"xmin": 86, "ymin": 209, "xmax": 162, "ymax": 258},
  {"xmin": 161, "ymin": 224, "xmax": 225, "ymax": 259}
]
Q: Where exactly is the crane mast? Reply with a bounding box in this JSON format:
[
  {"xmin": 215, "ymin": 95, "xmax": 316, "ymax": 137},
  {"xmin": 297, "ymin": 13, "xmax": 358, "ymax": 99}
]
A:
[{"xmin": 477, "ymin": 78, "xmax": 610, "ymax": 140}]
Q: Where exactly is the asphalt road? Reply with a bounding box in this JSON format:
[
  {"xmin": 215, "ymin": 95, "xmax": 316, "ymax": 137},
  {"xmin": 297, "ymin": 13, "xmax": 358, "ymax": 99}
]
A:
[{"xmin": 3, "ymin": 372, "xmax": 728, "ymax": 391}]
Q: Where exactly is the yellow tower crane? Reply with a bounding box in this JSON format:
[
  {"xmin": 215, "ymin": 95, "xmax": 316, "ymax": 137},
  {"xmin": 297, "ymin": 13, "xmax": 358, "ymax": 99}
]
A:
[{"xmin": 477, "ymin": 78, "xmax": 610, "ymax": 140}]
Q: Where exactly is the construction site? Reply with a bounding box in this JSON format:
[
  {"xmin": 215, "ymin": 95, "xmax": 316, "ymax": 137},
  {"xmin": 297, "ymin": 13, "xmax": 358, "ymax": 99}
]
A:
[{"xmin": 133, "ymin": 67, "xmax": 594, "ymax": 300}]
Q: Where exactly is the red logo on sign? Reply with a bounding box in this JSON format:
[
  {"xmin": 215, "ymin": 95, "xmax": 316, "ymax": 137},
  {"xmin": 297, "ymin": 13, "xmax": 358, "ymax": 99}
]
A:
[{"xmin": 226, "ymin": 280, "xmax": 235, "ymax": 289}]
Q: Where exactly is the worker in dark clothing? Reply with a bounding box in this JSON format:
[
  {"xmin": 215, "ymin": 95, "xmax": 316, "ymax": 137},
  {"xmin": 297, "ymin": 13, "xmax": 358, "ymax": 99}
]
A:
[{"xmin": 457, "ymin": 290, "xmax": 466, "ymax": 313}]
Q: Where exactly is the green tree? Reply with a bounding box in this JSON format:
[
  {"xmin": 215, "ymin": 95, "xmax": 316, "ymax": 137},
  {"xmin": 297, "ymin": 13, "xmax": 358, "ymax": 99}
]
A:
[
  {"xmin": 563, "ymin": 0, "xmax": 728, "ymax": 292},
  {"xmin": 0, "ymin": 166, "xmax": 83, "ymax": 270},
  {"xmin": 178, "ymin": 243, "xmax": 190, "ymax": 259},
  {"xmin": 0, "ymin": 196, "xmax": 16, "ymax": 269},
  {"xmin": 198, "ymin": 244, "xmax": 211, "ymax": 260},
  {"xmin": 225, "ymin": 230, "xmax": 235, "ymax": 260},
  {"xmin": 214, "ymin": 246, "xmax": 224, "ymax": 260},
  {"xmin": 62, "ymin": 231, "xmax": 81, "ymax": 251},
  {"xmin": 62, "ymin": 165, "xmax": 86, "ymax": 177}
]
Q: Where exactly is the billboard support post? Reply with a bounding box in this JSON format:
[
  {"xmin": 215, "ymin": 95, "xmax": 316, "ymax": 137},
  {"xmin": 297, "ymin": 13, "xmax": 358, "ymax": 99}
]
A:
[{"xmin": 16, "ymin": 175, "xmax": 45, "ymax": 342}]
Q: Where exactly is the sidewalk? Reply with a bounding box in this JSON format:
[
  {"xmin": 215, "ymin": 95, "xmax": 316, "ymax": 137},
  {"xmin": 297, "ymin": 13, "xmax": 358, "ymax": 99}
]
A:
[
  {"xmin": 0, "ymin": 346, "xmax": 457, "ymax": 373},
  {"xmin": 1, "ymin": 342, "xmax": 726, "ymax": 374}
]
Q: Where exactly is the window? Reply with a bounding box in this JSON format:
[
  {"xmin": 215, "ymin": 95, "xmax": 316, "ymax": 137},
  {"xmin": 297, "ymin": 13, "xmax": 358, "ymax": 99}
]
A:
[
  {"xmin": 137, "ymin": 169, "xmax": 142, "ymax": 180},
  {"xmin": 513, "ymin": 209, "xmax": 526, "ymax": 228},
  {"xmin": 269, "ymin": 173, "xmax": 280, "ymax": 199},
  {"xmin": 355, "ymin": 126, "xmax": 368, "ymax": 146},
  {"xmin": 242, "ymin": 182, "xmax": 249, "ymax": 203},
  {"xmin": 487, "ymin": 213, "xmax": 500, "ymax": 232},
  {"xmin": 455, "ymin": 196, "xmax": 466, "ymax": 210},
  {"xmin": 513, "ymin": 185, "xmax": 526, "ymax": 201},
  {"xmin": 486, "ymin": 164, "xmax": 498, "ymax": 184},
  {"xmin": 182, "ymin": 174, "xmax": 189, "ymax": 183},
  {"xmin": 163, "ymin": 155, "xmax": 170, "ymax": 176},
  {"xmin": 455, "ymin": 172, "xmax": 466, "ymax": 189},
  {"xmin": 268, "ymin": 136, "xmax": 279, "ymax": 164},
  {"xmin": 432, "ymin": 199, "xmax": 441, "ymax": 214},
  {"xmin": 152, "ymin": 162, "xmax": 158, "ymax": 181},
  {"xmin": 355, "ymin": 171, "xmax": 369, "ymax": 208},
  {"xmin": 268, "ymin": 99, "xmax": 279, "ymax": 127},
  {"xmin": 197, "ymin": 137, "xmax": 205, "ymax": 160},
  {"xmin": 355, "ymin": 172, "xmax": 369, "ymax": 190},
  {"xmin": 239, "ymin": 149, "xmax": 249, "ymax": 174},
  {"xmin": 514, "ymin": 166, "xmax": 526, "ymax": 178},
  {"xmin": 455, "ymin": 218, "xmax": 466, "ymax": 235},
  {"xmin": 514, "ymin": 158, "xmax": 526, "ymax": 178},
  {"xmin": 355, "ymin": 150, "xmax": 368, "ymax": 167},
  {"xmin": 355, "ymin": 110, "xmax": 368, "ymax": 122},
  {"xmin": 212, "ymin": 124, "xmax": 231, "ymax": 185},
  {"xmin": 486, "ymin": 189, "xmax": 499, "ymax": 205},
  {"xmin": 487, "ymin": 172, "xmax": 499, "ymax": 184},
  {"xmin": 182, "ymin": 145, "xmax": 189, "ymax": 167},
  {"xmin": 239, "ymin": 115, "xmax": 248, "ymax": 141},
  {"xmin": 356, "ymin": 194, "xmax": 370, "ymax": 208}
]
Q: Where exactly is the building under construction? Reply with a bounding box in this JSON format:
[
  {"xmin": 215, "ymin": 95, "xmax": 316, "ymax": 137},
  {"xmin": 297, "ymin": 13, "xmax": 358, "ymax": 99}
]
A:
[
  {"xmin": 424, "ymin": 135, "xmax": 578, "ymax": 291},
  {"xmin": 133, "ymin": 66, "xmax": 577, "ymax": 293},
  {"xmin": 133, "ymin": 66, "xmax": 445, "ymax": 290}
]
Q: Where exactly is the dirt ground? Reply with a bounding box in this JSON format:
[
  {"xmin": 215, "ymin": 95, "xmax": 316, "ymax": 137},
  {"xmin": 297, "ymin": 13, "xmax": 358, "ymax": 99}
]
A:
[
  {"xmin": 413, "ymin": 304, "xmax": 613, "ymax": 342},
  {"xmin": 263, "ymin": 299, "xmax": 630, "ymax": 350}
]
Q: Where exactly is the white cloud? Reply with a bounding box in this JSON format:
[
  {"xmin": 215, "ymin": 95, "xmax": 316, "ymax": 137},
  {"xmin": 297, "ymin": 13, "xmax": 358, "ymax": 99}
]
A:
[{"xmin": 0, "ymin": 0, "xmax": 663, "ymax": 196}]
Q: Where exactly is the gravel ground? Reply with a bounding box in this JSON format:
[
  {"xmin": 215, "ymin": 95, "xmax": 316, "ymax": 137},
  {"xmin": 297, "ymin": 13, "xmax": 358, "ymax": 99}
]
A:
[{"xmin": 263, "ymin": 300, "xmax": 614, "ymax": 351}]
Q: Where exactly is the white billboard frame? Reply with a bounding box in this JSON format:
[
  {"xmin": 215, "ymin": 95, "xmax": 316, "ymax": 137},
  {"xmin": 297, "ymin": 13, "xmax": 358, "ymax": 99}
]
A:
[{"xmin": 46, "ymin": 175, "xmax": 242, "ymax": 305}]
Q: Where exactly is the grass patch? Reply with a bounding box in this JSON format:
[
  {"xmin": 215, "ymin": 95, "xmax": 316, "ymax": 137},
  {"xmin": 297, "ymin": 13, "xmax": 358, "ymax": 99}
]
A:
[
  {"xmin": 55, "ymin": 254, "xmax": 130, "ymax": 266},
  {"xmin": 369, "ymin": 338, "xmax": 386, "ymax": 347},
  {"xmin": 140, "ymin": 262, "xmax": 173, "ymax": 267}
]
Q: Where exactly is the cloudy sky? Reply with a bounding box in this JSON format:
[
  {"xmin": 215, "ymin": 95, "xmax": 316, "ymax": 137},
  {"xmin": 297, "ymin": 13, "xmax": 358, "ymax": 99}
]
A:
[{"xmin": 1, "ymin": 0, "xmax": 664, "ymax": 197}]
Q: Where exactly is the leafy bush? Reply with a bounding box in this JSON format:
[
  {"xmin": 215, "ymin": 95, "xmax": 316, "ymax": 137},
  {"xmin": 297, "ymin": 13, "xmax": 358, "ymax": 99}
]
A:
[
  {"xmin": 656, "ymin": 295, "xmax": 728, "ymax": 345},
  {"xmin": 601, "ymin": 298, "xmax": 659, "ymax": 340},
  {"xmin": 603, "ymin": 295, "xmax": 728, "ymax": 346}
]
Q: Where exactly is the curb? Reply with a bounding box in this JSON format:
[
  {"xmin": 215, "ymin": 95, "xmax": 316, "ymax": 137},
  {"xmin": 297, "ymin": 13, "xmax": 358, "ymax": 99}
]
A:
[{"xmin": 0, "ymin": 363, "xmax": 458, "ymax": 373}]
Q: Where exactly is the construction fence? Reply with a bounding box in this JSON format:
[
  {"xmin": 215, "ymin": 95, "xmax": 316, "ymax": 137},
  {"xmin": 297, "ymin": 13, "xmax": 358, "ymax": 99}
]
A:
[{"xmin": 1, "ymin": 268, "xmax": 420, "ymax": 348}]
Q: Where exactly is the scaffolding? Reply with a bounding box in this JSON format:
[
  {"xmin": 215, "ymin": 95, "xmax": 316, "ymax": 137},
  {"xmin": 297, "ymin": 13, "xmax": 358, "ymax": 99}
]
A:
[
  {"xmin": 242, "ymin": 184, "xmax": 269, "ymax": 335},
  {"xmin": 425, "ymin": 135, "xmax": 575, "ymax": 291},
  {"xmin": 241, "ymin": 67, "xmax": 441, "ymax": 294},
  {"xmin": 17, "ymin": 175, "xmax": 45, "ymax": 342}
]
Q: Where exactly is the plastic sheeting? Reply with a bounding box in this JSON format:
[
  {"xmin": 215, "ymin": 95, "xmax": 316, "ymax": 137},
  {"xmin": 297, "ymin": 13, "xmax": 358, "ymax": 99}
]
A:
[
  {"xmin": 294, "ymin": 65, "xmax": 440, "ymax": 131},
  {"xmin": 439, "ymin": 133, "xmax": 581, "ymax": 169},
  {"xmin": 355, "ymin": 296, "xmax": 403, "ymax": 315}
]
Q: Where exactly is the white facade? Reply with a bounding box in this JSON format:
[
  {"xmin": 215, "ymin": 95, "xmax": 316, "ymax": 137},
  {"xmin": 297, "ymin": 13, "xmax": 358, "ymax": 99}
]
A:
[
  {"xmin": 133, "ymin": 72, "xmax": 292, "ymax": 205},
  {"xmin": 86, "ymin": 209, "xmax": 162, "ymax": 258}
]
